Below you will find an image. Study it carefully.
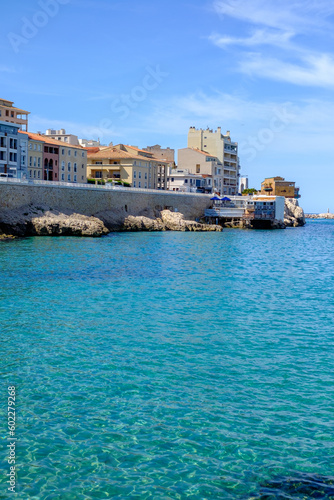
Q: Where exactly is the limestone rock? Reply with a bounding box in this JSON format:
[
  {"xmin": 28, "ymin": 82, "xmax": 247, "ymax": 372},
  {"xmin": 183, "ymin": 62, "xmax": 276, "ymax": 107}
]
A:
[
  {"xmin": 0, "ymin": 205, "xmax": 109, "ymax": 237},
  {"xmin": 284, "ymin": 199, "xmax": 305, "ymax": 227},
  {"xmin": 123, "ymin": 215, "xmax": 165, "ymax": 231},
  {"xmin": 160, "ymin": 210, "xmax": 222, "ymax": 231},
  {"xmin": 31, "ymin": 212, "xmax": 109, "ymax": 237}
]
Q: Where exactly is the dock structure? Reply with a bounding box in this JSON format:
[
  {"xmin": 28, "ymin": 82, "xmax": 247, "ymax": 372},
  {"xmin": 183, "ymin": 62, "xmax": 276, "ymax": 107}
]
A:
[{"xmin": 204, "ymin": 195, "xmax": 285, "ymax": 228}]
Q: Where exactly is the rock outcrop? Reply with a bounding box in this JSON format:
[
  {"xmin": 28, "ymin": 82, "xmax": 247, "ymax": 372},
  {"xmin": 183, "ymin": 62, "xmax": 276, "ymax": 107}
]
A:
[
  {"xmin": 123, "ymin": 210, "xmax": 222, "ymax": 232},
  {"xmin": 284, "ymin": 198, "xmax": 305, "ymax": 227},
  {"xmin": 0, "ymin": 205, "xmax": 109, "ymax": 238}
]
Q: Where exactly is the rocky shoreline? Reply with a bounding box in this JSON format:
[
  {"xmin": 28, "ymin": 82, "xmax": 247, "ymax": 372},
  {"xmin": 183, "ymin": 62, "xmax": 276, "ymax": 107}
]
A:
[
  {"xmin": 0, "ymin": 198, "xmax": 307, "ymax": 240},
  {"xmin": 0, "ymin": 206, "xmax": 221, "ymax": 239},
  {"xmin": 305, "ymin": 213, "xmax": 334, "ymax": 219}
]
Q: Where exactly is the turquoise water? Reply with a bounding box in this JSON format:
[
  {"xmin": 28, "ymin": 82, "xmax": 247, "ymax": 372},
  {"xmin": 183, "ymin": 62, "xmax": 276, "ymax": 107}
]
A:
[{"xmin": 1, "ymin": 221, "xmax": 334, "ymax": 499}]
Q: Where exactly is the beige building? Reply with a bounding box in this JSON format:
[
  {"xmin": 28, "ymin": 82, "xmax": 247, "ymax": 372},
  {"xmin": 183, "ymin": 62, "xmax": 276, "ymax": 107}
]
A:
[
  {"xmin": 177, "ymin": 148, "xmax": 224, "ymax": 193},
  {"xmin": 21, "ymin": 132, "xmax": 44, "ymax": 180},
  {"xmin": 188, "ymin": 127, "xmax": 240, "ymax": 195},
  {"xmin": 58, "ymin": 142, "xmax": 87, "ymax": 183},
  {"xmin": 87, "ymin": 144, "xmax": 169, "ymax": 189},
  {"xmin": 0, "ymin": 98, "xmax": 29, "ymax": 131},
  {"xmin": 261, "ymin": 177, "xmax": 300, "ymax": 199}
]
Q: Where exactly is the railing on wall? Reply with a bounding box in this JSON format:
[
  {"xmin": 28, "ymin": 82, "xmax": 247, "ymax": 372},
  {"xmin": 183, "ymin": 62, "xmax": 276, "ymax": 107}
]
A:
[{"xmin": 0, "ymin": 177, "xmax": 211, "ymax": 197}]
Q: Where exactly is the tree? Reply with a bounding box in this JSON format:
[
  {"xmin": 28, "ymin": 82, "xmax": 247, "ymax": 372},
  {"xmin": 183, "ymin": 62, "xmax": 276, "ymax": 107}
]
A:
[{"xmin": 242, "ymin": 188, "xmax": 258, "ymax": 195}]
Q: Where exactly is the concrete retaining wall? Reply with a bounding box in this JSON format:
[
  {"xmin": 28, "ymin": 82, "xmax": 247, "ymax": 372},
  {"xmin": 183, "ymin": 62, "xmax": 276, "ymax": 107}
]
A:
[{"xmin": 0, "ymin": 182, "xmax": 212, "ymax": 222}]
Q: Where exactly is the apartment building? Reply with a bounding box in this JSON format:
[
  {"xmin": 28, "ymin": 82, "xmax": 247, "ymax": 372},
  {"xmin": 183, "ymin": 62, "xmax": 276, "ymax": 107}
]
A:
[
  {"xmin": 188, "ymin": 127, "xmax": 240, "ymax": 195},
  {"xmin": 177, "ymin": 148, "xmax": 224, "ymax": 194},
  {"xmin": 20, "ymin": 132, "xmax": 44, "ymax": 180},
  {"xmin": 43, "ymin": 129, "xmax": 80, "ymax": 145},
  {"xmin": 0, "ymin": 99, "xmax": 30, "ymax": 131},
  {"xmin": 261, "ymin": 177, "xmax": 300, "ymax": 199},
  {"xmin": 0, "ymin": 122, "xmax": 28, "ymax": 179},
  {"xmin": 87, "ymin": 144, "xmax": 168, "ymax": 189}
]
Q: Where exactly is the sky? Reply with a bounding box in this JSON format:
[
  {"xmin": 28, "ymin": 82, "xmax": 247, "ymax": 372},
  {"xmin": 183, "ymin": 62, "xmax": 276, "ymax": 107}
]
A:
[{"xmin": 1, "ymin": 0, "xmax": 334, "ymax": 212}]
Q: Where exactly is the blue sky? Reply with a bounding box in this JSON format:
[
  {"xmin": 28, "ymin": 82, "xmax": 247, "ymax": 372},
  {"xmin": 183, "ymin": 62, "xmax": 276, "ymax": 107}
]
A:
[{"xmin": 1, "ymin": 0, "xmax": 334, "ymax": 211}]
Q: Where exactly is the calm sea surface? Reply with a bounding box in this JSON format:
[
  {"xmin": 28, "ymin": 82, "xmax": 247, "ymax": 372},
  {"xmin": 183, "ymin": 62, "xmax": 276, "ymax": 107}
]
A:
[{"xmin": 1, "ymin": 220, "xmax": 334, "ymax": 499}]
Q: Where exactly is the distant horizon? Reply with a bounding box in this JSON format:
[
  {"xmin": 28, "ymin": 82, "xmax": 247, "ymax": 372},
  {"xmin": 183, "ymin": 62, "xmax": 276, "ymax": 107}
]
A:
[{"xmin": 2, "ymin": 0, "xmax": 334, "ymax": 213}]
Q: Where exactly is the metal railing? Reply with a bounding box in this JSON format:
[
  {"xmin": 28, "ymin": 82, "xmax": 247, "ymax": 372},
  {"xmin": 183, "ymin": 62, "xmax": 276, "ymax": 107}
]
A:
[{"xmin": 0, "ymin": 176, "xmax": 211, "ymax": 197}]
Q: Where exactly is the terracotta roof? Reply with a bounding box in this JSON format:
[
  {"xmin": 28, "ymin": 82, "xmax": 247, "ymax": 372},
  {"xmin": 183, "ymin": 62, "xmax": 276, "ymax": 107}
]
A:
[
  {"xmin": 88, "ymin": 146, "xmax": 168, "ymax": 163},
  {"xmin": 122, "ymin": 144, "xmax": 154, "ymax": 155},
  {"xmin": 19, "ymin": 131, "xmax": 45, "ymax": 142},
  {"xmin": 0, "ymin": 101, "xmax": 30, "ymax": 114}
]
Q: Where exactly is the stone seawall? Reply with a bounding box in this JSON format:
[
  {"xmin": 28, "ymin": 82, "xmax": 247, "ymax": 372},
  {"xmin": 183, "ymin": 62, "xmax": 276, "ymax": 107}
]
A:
[{"xmin": 0, "ymin": 182, "xmax": 212, "ymax": 231}]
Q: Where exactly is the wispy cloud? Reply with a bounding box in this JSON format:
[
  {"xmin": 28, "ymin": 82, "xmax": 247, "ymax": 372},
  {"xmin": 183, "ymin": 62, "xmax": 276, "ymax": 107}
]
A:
[
  {"xmin": 0, "ymin": 65, "xmax": 15, "ymax": 73},
  {"xmin": 239, "ymin": 53, "xmax": 334, "ymax": 88},
  {"xmin": 210, "ymin": 29, "xmax": 294, "ymax": 49},
  {"xmin": 213, "ymin": 0, "xmax": 334, "ymax": 31}
]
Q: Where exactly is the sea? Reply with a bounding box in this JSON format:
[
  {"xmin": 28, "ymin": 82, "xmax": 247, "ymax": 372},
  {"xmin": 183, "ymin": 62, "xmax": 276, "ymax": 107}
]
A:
[{"xmin": 1, "ymin": 219, "xmax": 334, "ymax": 499}]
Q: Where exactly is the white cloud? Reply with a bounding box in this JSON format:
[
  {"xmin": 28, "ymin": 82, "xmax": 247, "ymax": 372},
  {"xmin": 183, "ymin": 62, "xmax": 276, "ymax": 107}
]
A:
[
  {"xmin": 213, "ymin": 0, "xmax": 334, "ymax": 31},
  {"xmin": 209, "ymin": 29, "xmax": 294, "ymax": 49},
  {"xmin": 239, "ymin": 53, "xmax": 334, "ymax": 88}
]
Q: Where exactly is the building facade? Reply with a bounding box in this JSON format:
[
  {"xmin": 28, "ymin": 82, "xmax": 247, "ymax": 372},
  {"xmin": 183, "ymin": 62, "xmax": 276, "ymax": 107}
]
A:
[
  {"xmin": 43, "ymin": 129, "xmax": 80, "ymax": 145},
  {"xmin": 177, "ymin": 148, "xmax": 223, "ymax": 194},
  {"xmin": 261, "ymin": 177, "xmax": 300, "ymax": 199},
  {"xmin": 0, "ymin": 99, "xmax": 29, "ymax": 131},
  {"xmin": 20, "ymin": 132, "xmax": 44, "ymax": 180},
  {"xmin": 0, "ymin": 122, "xmax": 28, "ymax": 179},
  {"xmin": 87, "ymin": 144, "xmax": 168, "ymax": 189},
  {"xmin": 187, "ymin": 127, "xmax": 240, "ymax": 195}
]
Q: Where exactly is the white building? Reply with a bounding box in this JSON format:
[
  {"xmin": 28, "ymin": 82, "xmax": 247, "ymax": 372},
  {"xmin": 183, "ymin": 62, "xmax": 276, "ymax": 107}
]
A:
[
  {"xmin": 167, "ymin": 168, "xmax": 208, "ymax": 192},
  {"xmin": 240, "ymin": 176, "xmax": 248, "ymax": 193},
  {"xmin": 43, "ymin": 129, "xmax": 80, "ymax": 145}
]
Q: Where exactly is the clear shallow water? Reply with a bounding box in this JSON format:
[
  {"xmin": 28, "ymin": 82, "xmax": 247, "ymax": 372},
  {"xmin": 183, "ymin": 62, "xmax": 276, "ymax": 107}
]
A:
[{"xmin": 0, "ymin": 221, "xmax": 334, "ymax": 499}]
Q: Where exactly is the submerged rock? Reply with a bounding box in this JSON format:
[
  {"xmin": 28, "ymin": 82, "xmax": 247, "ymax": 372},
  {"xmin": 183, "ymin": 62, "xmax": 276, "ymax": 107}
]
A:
[{"xmin": 252, "ymin": 472, "xmax": 334, "ymax": 499}]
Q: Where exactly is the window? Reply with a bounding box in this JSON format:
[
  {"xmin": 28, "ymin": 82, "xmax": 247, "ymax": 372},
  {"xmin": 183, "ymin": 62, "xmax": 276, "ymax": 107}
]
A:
[
  {"xmin": 61, "ymin": 161, "xmax": 65, "ymax": 171},
  {"xmin": 33, "ymin": 157, "xmax": 37, "ymax": 167},
  {"xmin": 74, "ymin": 163, "xmax": 77, "ymax": 172},
  {"xmin": 29, "ymin": 170, "xmax": 32, "ymax": 178},
  {"xmin": 145, "ymin": 182, "xmax": 147, "ymax": 188},
  {"xmin": 68, "ymin": 150, "xmax": 71, "ymax": 156},
  {"xmin": 22, "ymin": 156, "xmax": 25, "ymax": 165},
  {"xmin": 145, "ymin": 172, "xmax": 147, "ymax": 180},
  {"xmin": 134, "ymin": 161, "xmax": 136, "ymax": 166},
  {"xmin": 196, "ymin": 164, "xmax": 200, "ymax": 174},
  {"xmin": 68, "ymin": 174, "xmax": 71, "ymax": 181},
  {"xmin": 34, "ymin": 144, "xmax": 37, "ymax": 150},
  {"xmin": 138, "ymin": 181, "xmax": 141, "ymax": 188},
  {"xmin": 133, "ymin": 171, "xmax": 136, "ymax": 178},
  {"xmin": 82, "ymin": 152, "xmax": 84, "ymax": 157},
  {"xmin": 74, "ymin": 151, "xmax": 77, "ymax": 157},
  {"xmin": 29, "ymin": 157, "xmax": 32, "ymax": 167},
  {"xmin": 62, "ymin": 149, "xmax": 65, "ymax": 155},
  {"xmin": 133, "ymin": 181, "xmax": 136, "ymax": 187},
  {"xmin": 74, "ymin": 174, "xmax": 77, "ymax": 182},
  {"xmin": 185, "ymin": 179, "xmax": 188, "ymax": 183},
  {"xmin": 38, "ymin": 158, "xmax": 40, "ymax": 167},
  {"xmin": 68, "ymin": 162, "xmax": 71, "ymax": 172},
  {"xmin": 138, "ymin": 172, "xmax": 141, "ymax": 179},
  {"xmin": 82, "ymin": 164, "xmax": 84, "ymax": 169},
  {"xmin": 61, "ymin": 173, "xmax": 64, "ymax": 181},
  {"xmin": 29, "ymin": 143, "xmax": 32, "ymax": 150},
  {"xmin": 33, "ymin": 170, "xmax": 36, "ymax": 178},
  {"xmin": 38, "ymin": 144, "xmax": 41, "ymax": 151}
]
